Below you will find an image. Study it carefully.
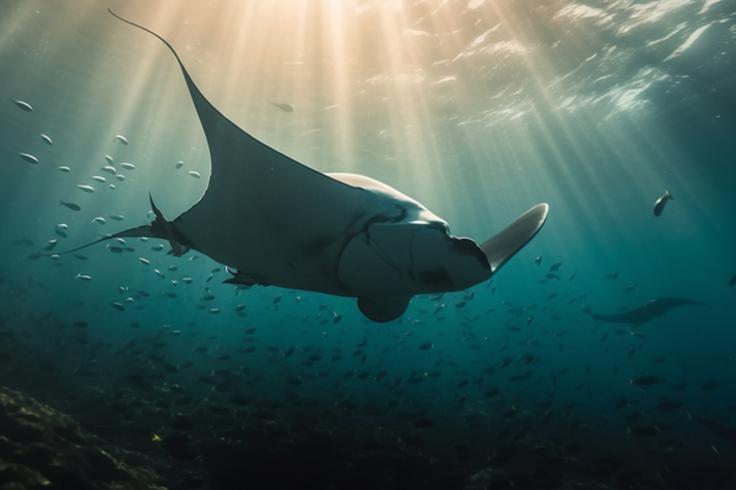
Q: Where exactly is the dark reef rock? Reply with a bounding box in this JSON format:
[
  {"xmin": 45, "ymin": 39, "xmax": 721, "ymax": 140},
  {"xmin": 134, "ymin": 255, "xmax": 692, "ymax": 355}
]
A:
[{"xmin": 0, "ymin": 385, "xmax": 165, "ymax": 490}]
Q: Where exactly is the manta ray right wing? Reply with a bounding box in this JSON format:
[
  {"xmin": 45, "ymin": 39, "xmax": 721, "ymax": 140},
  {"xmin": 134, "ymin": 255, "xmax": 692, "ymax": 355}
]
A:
[
  {"xmin": 108, "ymin": 9, "xmax": 371, "ymax": 225},
  {"xmin": 108, "ymin": 10, "xmax": 382, "ymax": 288}
]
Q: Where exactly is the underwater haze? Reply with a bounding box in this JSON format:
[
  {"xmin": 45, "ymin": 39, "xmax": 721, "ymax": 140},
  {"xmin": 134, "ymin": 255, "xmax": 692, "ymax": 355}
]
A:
[{"xmin": 1, "ymin": 1, "xmax": 736, "ymax": 489}]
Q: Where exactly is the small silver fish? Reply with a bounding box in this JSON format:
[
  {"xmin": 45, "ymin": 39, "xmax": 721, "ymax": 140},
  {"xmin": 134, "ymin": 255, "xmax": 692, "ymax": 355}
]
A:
[
  {"xmin": 18, "ymin": 153, "xmax": 39, "ymax": 164},
  {"xmin": 13, "ymin": 100, "xmax": 32, "ymax": 111},
  {"xmin": 40, "ymin": 134, "xmax": 53, "ymax": 145},
  {"xmin": 113, "ymin": 134, "xmax": 129, "ymax": 145},
  {"xmin": 653, "ymin": 190, "xmax": 673, "ymax": 217}
]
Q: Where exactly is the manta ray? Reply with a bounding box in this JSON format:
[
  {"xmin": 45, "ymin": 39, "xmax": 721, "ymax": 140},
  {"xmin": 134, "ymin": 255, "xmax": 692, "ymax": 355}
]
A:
[
  {"xmin": 69, "ymin": 10, "xmax": 549, "ymax": 322},
  {"xmin": 694, "ymin": 417, "xmax": 736, "ymax": 446},
  {"xmin": 582, "ymin": 297, "xmax": 703, "ymax": 327}
]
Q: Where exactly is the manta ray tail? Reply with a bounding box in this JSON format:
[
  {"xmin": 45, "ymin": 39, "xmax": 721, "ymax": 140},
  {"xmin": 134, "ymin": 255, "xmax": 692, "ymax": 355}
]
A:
[
  {"xmin": 480, "ymin": 203, "xmax": 549, "ymax": 273},
  {"xmin": 58, "ymin": 195, "xmax": 188, "ymax": 256},
  {"xmin": 56, "ymin": 224, "xmax": 159, "ymax": 256}
]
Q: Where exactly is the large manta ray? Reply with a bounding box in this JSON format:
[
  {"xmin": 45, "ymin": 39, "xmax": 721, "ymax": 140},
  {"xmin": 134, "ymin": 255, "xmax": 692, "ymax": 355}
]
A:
[{"xmin": 72, "ymin": 10, "xmax": 549, "ymax": 322}]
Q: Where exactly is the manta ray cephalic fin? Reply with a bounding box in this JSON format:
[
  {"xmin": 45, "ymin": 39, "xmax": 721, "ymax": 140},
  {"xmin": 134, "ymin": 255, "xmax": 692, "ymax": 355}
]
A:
[{"xmin": 480, "ymin": 203, "xmax": 549, "ymax": 273}]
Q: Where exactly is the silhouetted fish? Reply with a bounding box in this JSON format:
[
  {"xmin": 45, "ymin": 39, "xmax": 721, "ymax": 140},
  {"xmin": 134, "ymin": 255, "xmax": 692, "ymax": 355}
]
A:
[
  {"xmin": 695, "ymin": 417, "xmax": 736, "ymax": 446},
  {"xmin": 60, "ymin": 201, "xmax": 81, "ymax": 211},
  {"xmin": 270, "ymin": 101, "xmax": 294, "ymax": 113}
]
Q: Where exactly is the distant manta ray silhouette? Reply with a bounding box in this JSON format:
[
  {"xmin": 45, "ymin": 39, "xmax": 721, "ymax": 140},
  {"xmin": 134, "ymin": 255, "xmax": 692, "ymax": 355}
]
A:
[
  {"xmin": 694, "ymin": 417, "xmax": 736, "ymax": 446},
  {"xmin": 66, "ymin": 9, "xmax": 549, "ymax": 322},
  {"xmin": 582, "ymin": 297, "xmax": 704, "ymax": 327}
]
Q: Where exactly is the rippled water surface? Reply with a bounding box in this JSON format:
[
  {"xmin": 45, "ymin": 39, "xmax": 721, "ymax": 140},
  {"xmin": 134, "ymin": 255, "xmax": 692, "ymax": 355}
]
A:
[{"xmin": 1, "ymin": 1, "xmax": 735, "ymax": 489}]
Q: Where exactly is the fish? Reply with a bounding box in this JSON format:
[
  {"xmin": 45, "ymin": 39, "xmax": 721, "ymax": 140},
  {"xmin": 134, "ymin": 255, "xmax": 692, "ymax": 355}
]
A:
[
  {"xmin": 13, "ymin": 99, "xmax": 32, "ymax": 111},
  {"xmin": 91, "ymin": 176, "xmax": 107, "ymax": 183},
  {"xmin": 58, "ymin": 166, "xmax": 71, "ymax": 173},
  {"xmin": 66, "ymin": 10, "xmax": 549, "ymax": 323},
  {"xmin": 270, "ymin": 101, "xmax": 295, "ymax": 113},
  {"xmin": 40, "ymin": 134, "xmax": 53, "ymax": 145},
  {"xmin": 105, "ymin": 155, "xmax": 114, "ymax": 164},
  {"xmin": 102, "ymin": 165, "xmax": 117, "ymax": 174},
  {"xmin": 631, "ymin": 375, "xmax": 664, "ymax": 387},
  {"xmin": 656, "ymin": 398, "xmax": 683, "ymax": 412},
  {"xmin": 653, "ymin": 190, "xmax": 673, "ymax": 217},
  {"xmin": 120, "ymin": 162, "xmax": 136, "ymax": 170},
  {"xmin": 534, "ymin": 256, "xmax": 542, "ymax": 266},
  {"xmin": 18, "ymin": 153, "xmax": 39, "ymax": 164},
  {"xmin": 76, "ymin": 184, "xmax": 95, "ymax": 193},
  {"xmin": 114, "ymin": 134, "xmax": 129, "ymax": 145},
  {"xmin": 582, "ymin": 297, "xmax": 703, "ymax": 327},
  {"xmin": 92, "ymin": 217, "xmax": 107, "ymax": 225},
  {"xmin": 114, "ymin": 174, "xmax": 125, "ymax": 181},
  {"xmin": 188, "ymin": 170, "xmax": 201, "ymax": 179},
  {"xmin": 695, "ymin": 417, "xmax": 736, "ymax": 446},
  {"xmin": 60, "ymin": 201, "xmax": 81, "ymax": 211},
  {"xmin": 75, "ymin": 274, "xmax": 92, "ymax": 281}
]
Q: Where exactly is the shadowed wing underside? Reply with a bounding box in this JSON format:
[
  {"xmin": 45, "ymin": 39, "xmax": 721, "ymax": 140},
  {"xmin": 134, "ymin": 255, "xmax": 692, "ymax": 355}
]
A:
[{"xmin": 109, "ymin": 10, "xmax": 382, "ymax": 292}]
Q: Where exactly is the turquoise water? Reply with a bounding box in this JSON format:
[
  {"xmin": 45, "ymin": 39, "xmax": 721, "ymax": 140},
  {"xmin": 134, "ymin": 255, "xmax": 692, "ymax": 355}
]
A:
[{"xmin": 1, "ymin": 1, "xmax": 735, "ymax": 489}]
